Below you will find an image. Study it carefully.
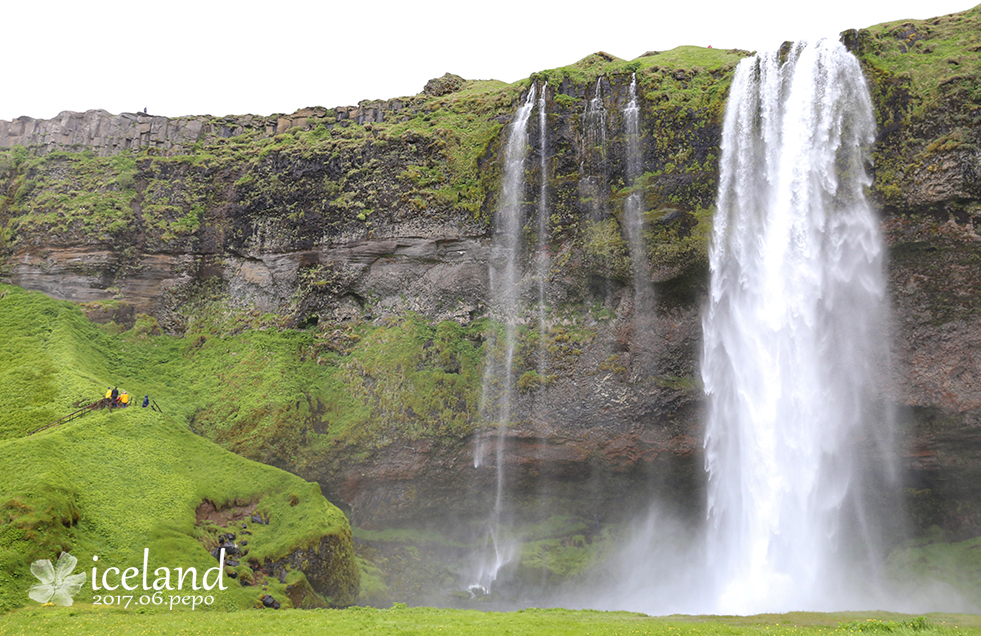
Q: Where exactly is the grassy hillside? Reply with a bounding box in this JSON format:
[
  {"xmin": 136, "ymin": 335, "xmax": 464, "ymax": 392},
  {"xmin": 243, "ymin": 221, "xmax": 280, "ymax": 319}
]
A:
[
  {"xmin": 172, "ymin": 307, "xmax": 486, "ymax": 469},
  {"xmin": 0, "ymin": 286, "xmax": 358, "ymax": 613},
  {"xmin": 0, "ymin": 282, "xmax": 487, "ymax": 469}
]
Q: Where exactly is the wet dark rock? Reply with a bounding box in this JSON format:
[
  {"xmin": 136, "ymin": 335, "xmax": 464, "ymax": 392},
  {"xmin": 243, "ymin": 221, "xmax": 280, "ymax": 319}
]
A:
[
  {"xmin": 654, "ymin": 208, "xmax": 683, "ymax": 225},
  {"xmin": 261, "ymin": 594, "xmax": 281, "ymax": 609},
  {"xmin": 211, "ymin": 541, "xmax": 239, "ymax": 559},
  {"xmin": 264, "ymin": 532, "xmax": 359, "ymax": 607}
]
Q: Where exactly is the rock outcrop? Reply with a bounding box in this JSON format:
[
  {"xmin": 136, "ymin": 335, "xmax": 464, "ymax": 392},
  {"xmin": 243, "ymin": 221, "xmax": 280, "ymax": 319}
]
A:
[
  {"xmin": 0, "ymin": 100, "xmax": 415, "ymax": 157},
  {"xmin": 265, "ymin": 531, "xmax": 360, "ymax": 607}
]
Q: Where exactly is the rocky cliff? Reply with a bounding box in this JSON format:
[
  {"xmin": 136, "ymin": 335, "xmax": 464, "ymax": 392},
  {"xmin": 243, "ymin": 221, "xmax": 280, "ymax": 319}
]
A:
[
  {"xmin": 850, "ymin": 8, "xmax": 981, "ymax": 539},
  {"xmin": 0, "ymin": 101, "xmax": 405, "ymax": 157},
  {"xmin": 2, "ymin": 5, "xmax": 981, "ymax": 601}
]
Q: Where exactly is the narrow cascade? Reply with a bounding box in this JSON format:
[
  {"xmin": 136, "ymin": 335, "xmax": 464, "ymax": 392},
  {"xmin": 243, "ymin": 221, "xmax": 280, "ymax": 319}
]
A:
[
  {"xmin": 584, "ymin": 78, "xmax": 607, "ymax": 156},
  {"xmin": 701, "ymin": 40, "xmax": 890, "ymax": 613},
  {"xmin": 535, "ymin": 82, "xmax": 549, "ymax": 378},
  {"xmin": 472, "ymin": 85, "xmax": 538, "ymax": 594},
  {"xmin": 621, "ymin": 74, "xmax": 656, "ymax": 372},
  {"xmin": 581, "ymin": 78, "xmax": 608, "ymax": 220}
]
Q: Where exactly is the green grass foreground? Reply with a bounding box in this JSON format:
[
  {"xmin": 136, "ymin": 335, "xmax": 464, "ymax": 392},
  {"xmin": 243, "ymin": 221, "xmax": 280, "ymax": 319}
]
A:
[{"xmin": 0, "ymin": 606, "xmax": 978, "ymax": 636}]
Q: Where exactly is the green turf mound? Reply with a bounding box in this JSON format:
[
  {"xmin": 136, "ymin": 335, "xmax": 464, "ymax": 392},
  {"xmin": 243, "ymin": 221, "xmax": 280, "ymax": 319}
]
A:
[{"xmin": 0, "ymin": 286, "xmax": 358, "ymax": 613}]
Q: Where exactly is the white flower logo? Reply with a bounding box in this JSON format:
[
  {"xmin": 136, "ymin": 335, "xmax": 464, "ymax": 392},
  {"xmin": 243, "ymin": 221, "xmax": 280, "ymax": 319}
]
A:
[{"xmin": 28, "ymin": 552, "xmax": 86, "ymax": 606}]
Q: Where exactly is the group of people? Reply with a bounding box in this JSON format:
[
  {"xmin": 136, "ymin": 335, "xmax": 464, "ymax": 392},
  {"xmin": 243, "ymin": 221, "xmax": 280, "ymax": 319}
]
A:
[{"xmin": 105, "ymin": 387, "xmax": 150, "ymax": 410}]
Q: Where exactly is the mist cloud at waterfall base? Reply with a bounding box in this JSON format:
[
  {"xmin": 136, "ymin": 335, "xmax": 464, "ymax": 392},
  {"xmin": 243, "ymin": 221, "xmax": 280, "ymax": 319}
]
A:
[{"xmin": 526, "ymin": 503, "xmax": 979, "ymax": 616}]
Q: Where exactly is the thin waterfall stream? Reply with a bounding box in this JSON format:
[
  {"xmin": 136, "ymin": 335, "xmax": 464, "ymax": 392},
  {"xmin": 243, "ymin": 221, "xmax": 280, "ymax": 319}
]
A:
[
  {"xmin": 472, "ymin": 85, "xmax": 538, "ymax": 595},
  {"xmin": 622, "ymin": 73, "xmax": 656, "ymax": 373},
  {"xmin": 536, "ymin": 82, "xmax": 549, "ymax": 379}
]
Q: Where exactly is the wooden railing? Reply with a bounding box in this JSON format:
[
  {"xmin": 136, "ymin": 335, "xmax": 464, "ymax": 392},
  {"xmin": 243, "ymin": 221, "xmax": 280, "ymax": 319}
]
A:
[
  {"xmin": 28, "ymin": 400, "xmax": 105, "ymax": 435},
  {"xmin": 28, "ymin": 396, "xmax": 166, "ymax": 436}
]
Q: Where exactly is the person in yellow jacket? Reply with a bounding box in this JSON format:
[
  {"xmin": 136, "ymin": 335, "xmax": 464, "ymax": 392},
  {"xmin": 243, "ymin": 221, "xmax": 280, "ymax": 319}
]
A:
[
  {"xmin": 120, "ymin": 392, "xmax": 129, "ymax": 407},
  {"xmin": 105, "ymin": 387, "xmax": 112, "ymax": 408}
]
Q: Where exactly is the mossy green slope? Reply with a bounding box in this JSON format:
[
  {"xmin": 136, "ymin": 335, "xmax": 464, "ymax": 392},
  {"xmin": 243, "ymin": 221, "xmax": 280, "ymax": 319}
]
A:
[
  {"xmin": 0, "ymin": 288, "xmax": 117, "ymax": 438},
  {"xmin": 127, "ymin": 307, "xmax": 486, "ymax": 477},
  {"xmin": 0, "ymin": 276, "xmax": 492, "ymax": 511},
  {"xmin": 885, "ymin": 530, "xmax": 981, "ymax": 608},
  {"xmin": 0, "ymin": 287, "xmax": 358, "ymax": 613}
]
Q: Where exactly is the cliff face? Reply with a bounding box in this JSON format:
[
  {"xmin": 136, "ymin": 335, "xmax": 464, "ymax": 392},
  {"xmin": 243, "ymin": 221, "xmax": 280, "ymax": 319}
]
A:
[
  {"xmin": 0, "ymin": 102, "xmax": 402, "ymax": 156},
  {"xmin": 0, "ymin": 91, "xmax": 503, "ymax": 331},
  {"xmin": 1, "ymin": 8, "xmax": 981, "ymax": 563},
  {"xmin": 848, "ymin": 7, "xmax": 981, "ymax": 538}
]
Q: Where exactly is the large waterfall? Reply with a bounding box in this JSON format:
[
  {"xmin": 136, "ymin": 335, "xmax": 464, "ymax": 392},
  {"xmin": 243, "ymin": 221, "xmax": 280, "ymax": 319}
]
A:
[{"xmin": 701, "ymin": 40, "xmax": 891, "ymax": 613}]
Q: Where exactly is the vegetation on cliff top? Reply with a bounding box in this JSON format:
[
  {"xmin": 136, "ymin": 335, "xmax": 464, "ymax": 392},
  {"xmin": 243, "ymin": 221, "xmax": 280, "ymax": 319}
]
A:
[
  {"xmin": 856, "ymin": 5, "xmax": 981, "ymax": 116},
  {"xmin": 0, "ymin": 44, "xmax": 744, "ymax": 256},
  {"xmin": 532, "ymin": 46, "xmax": 745, "ymax": 90},
  {"xmin": 0, "ymin": 7, "xmax": 976, "ymax": 250},
  {"xmin": 851, "ymin": 5, "xmax": 981, "ymax": 213}
]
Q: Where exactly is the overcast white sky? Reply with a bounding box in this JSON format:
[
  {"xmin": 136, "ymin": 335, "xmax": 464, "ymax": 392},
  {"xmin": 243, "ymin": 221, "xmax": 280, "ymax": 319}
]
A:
[{"xmin": 1, "ymin": 0, "xmax": 975, "ymax": 122}]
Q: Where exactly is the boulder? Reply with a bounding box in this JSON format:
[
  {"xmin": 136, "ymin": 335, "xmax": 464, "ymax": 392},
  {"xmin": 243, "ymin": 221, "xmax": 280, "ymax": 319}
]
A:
[{"xmin": 423, "ymin": 73, "xmax": 465, "ymax": 97}]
